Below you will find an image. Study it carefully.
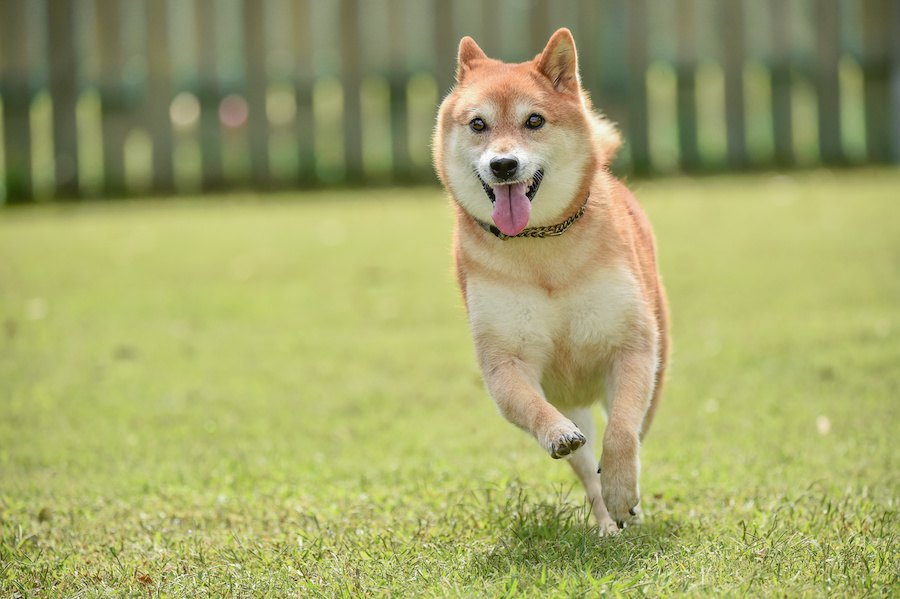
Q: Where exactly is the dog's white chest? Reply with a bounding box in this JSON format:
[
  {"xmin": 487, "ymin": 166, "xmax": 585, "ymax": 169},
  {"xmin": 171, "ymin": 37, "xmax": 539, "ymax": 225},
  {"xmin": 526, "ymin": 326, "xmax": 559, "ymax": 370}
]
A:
[{"xmin": 466, "ymin": 266, "xmax": 640, "ymax": 361}]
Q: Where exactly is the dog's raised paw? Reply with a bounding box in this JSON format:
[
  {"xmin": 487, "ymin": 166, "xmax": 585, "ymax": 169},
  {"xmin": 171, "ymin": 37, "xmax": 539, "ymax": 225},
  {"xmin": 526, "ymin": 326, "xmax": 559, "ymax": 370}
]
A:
[{"xmin": 549, "ymin": 428, "xmax": 586, "ymax": 459}]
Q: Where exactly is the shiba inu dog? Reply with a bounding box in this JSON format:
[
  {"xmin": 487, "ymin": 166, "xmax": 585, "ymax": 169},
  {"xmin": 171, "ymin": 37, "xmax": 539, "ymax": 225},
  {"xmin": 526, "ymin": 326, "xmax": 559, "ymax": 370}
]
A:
[{"xmin": 432, "ymin": 29, "xmax": 669, "ymax": 534}]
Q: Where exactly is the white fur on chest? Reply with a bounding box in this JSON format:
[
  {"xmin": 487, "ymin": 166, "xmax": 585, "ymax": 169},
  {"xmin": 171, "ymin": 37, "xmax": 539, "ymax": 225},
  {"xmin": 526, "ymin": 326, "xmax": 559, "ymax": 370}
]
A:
[{"xmin": 466, "ymin": 265, "xmax": 642, "ymax": 371}]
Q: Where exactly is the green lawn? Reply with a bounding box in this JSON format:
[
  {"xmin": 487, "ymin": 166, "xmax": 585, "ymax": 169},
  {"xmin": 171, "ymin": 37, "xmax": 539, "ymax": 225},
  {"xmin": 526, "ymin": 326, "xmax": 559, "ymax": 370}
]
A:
[{"xmin": 1, "ymin": 170, "xmax": 898, "ymax": 597}]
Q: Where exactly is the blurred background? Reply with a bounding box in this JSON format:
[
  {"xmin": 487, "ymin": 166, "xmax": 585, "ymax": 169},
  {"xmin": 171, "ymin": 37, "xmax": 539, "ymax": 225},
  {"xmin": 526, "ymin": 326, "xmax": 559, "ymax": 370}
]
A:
[
  {"xmin": 1, "ymin": 0, "xmax": 899, "ymax": 204},
  {"xmin": 2, "ymin": 3, "xmax": 899, "ymax": 593}
]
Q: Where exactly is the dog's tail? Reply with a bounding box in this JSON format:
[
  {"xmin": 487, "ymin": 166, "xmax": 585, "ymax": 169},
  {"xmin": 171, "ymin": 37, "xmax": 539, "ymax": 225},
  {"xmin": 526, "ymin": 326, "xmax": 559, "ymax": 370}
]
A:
[{"xmin": 641, "ymin": 284, "xmax": 670, "ymax": 440}]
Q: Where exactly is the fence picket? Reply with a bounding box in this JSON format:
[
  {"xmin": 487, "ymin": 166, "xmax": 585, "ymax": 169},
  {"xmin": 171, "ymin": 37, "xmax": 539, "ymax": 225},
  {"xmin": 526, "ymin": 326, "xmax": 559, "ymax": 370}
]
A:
[
  {"xmin": 627, "ymin": 0, "xmax": 650, "ymax": 173},
  {"xmin": 145, "ymin": 0, "xmax": 174, "ymax": 193},
  {"xmin": 815, "ymin": 0, "xmax": 844, "ymax": 164},
  {"xmin": 388, "ymin": 0, "xmax": 411, "ymax": 181},
  {"xmin": 243, "ymin": 0, "xmax": 270, "ymax": 188},
  {"xmin": 434, "ymin": 0, "xmax": 455, "ymax": 99},
  {"xmin": 576, "ymin": 0, "xmax": 600, "ymax": 105},
  {"xmin": 97, "ymin": 0, "xmax": 128, "ymax": 194},
  {"xmin": 892, "ymin": 0, "xmax": 900, "ymax": 163},
  {"xmin": 292, "ymin": 0, "xmax": 316, "ymax": 184},
  {"xmin": 675, "ymin": 0, "xmax": 701, "ymax": 170},
  {"xmin": 769, "ymin": 0, "xmax": 794, "ymax": 167},
  {"xmin": 340, "ymin": 0, "xmax": 364, "ymax": 181},
  {"xmin": 196, "ymin": 0, "xmax": 224, "ymax": 190},
  {"xmin": 721, "ymin": 0, "xmax": 747, "ymax": 169},
  {"xmin": 0, "ymin": 0, "xmax": 32, "ymax": 201},
  {"xmin": 861, "ymin": 0, "xmax": 893, "ymax": 163},
  {"xmin": 594, "ymin": 0, "xmax": 629, "ymax": 171},
  {"xmin": 47, "ymin": 0, "xmax": 80, "ymax": 198},
  {"xmin": 529, "ymin": 0, "xmax": 551, "ymax": 56}
]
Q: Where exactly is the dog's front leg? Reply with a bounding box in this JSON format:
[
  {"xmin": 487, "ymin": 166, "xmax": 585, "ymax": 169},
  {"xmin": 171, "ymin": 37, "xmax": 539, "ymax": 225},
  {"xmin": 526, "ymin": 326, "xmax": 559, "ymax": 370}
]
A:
[
  {"xmin": 479, "ymin": 354, "xmax": 586, "ymax": 459},
  {"xmin": 599, "ymin": 347, "xmax": 657, "ymax": 525}
]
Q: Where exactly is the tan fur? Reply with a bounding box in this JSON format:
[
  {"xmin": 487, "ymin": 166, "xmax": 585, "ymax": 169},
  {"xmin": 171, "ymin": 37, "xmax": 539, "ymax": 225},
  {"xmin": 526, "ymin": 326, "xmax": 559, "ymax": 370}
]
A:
[{"xmin": 433, "ymin": 29, "xmax": 669, "ymax": 533}]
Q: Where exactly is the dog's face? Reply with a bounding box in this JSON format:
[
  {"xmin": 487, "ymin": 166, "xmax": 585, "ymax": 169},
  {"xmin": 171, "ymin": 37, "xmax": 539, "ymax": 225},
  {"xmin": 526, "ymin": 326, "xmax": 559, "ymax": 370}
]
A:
[{"xmin": 434, "ymin": 29, "xmax": 596, "ymax": 236}]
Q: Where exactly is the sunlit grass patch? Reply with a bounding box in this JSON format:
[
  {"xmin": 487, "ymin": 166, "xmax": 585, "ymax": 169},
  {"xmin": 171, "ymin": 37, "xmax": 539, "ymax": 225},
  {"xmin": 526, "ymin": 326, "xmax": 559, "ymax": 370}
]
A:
[{"xmin": 1, "ymin": 171, "xmax": 898, "ymax": 596}]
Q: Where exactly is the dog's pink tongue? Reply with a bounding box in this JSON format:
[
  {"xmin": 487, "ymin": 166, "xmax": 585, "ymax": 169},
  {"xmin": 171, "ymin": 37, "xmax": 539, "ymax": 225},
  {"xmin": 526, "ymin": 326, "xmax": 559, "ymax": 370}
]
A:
[{"xmin": 491, "ymin": 182, "xmax": 531, "ymax": 236}]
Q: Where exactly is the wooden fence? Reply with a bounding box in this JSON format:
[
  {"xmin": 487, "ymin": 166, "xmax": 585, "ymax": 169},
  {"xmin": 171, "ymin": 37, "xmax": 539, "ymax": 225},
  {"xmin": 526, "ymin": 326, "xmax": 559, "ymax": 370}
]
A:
[{"xmin": 1, "ymin": 0, "xmax": 898, "ymax": 203}]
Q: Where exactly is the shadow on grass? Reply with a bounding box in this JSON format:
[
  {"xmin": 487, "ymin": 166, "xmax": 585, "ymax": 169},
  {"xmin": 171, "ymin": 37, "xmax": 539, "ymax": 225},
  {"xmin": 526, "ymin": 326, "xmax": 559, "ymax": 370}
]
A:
[{"xmin": 465, "ymin": 482, "xmax": 683, "ymax": 584}]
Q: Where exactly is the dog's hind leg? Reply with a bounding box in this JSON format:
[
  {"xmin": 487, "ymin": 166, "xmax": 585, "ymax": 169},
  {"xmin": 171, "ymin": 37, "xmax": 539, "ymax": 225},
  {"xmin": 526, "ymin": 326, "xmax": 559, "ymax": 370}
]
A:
[{"xmin": 563, "ymin": 406, "xmax": 618, "ymax": 535}]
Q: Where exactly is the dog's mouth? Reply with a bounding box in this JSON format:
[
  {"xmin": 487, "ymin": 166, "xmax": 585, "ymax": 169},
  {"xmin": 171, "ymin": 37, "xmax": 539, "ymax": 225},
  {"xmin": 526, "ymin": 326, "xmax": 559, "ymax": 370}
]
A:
[
  {"xmin": 478, "ymin": 170, "xmax": 544, "ymax": 236},
  {"xmin": 479, "ymin": 169, "xmax": 544, "ymax": 203}
]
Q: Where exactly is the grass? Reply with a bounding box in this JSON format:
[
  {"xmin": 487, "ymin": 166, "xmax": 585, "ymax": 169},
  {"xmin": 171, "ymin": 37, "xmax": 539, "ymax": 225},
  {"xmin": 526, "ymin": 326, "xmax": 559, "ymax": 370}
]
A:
[{"xmin": 1, "ymin": 169, "xmax": 898, "ymax": 597}]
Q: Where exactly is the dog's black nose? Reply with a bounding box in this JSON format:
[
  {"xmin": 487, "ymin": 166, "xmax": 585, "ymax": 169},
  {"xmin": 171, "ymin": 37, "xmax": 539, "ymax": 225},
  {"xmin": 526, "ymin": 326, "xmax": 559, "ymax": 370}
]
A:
[{"xmin": 490, "ymin": 157, "xmax": 518, "ymax": 180}]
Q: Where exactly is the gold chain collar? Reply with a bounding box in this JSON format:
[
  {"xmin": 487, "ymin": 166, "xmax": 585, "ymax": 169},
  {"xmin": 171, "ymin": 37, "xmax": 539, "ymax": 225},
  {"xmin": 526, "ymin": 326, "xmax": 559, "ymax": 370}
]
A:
[{"xmin": 475, "ymin": 194, "xmax": 589, "ymax": 240}]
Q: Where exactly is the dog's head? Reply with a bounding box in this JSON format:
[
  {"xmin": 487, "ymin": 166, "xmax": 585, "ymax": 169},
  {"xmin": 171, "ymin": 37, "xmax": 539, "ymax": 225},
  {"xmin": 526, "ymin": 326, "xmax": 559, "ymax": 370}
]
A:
[{"xmin": 433, "ymin": 28, "xmax": 618, "ymax": 236}]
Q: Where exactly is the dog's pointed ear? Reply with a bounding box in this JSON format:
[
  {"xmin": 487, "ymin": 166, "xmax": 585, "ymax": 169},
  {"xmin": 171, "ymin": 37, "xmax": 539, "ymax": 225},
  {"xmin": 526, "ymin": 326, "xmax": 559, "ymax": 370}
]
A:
[
  {"xmin": 456, "ymin": 36, "xmax": 487, "ymax": 84},
  {"xmin": 536, "ymin": 28, "xmax": 580, "ymax": 93}
]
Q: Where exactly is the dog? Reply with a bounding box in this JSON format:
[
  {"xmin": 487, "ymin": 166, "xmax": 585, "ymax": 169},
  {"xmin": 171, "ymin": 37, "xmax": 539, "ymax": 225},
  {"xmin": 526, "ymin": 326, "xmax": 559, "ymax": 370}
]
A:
[{"xmin": 432, "ymin": 28, "xmax": 669, "ymax": 534}]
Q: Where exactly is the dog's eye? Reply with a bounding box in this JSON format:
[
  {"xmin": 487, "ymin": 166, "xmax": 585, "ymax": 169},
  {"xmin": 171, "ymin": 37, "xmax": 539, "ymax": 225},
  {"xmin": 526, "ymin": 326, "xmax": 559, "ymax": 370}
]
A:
[
  {"xmin": 470, "ymin": 118, "xmax": 486, "ymax": 132},
  {"xmin": 525, "ymin": 114, "xmax": 544, "ymax": 129}
]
